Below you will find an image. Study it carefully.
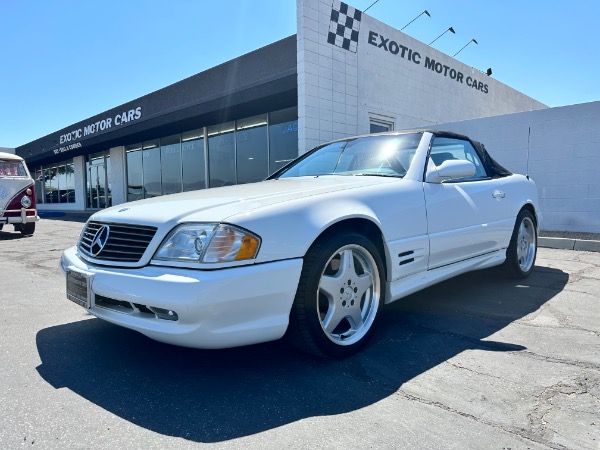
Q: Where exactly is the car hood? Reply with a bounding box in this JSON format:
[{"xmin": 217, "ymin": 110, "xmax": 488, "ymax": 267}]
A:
[{"xmin": 91, "ymin": 176, "xmax": 397, "ymax": 227}]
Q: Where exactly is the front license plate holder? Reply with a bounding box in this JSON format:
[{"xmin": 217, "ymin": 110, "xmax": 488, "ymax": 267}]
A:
[{"xmin": 66, "ymin": 269, "xmax": 92, "ymax": 309}]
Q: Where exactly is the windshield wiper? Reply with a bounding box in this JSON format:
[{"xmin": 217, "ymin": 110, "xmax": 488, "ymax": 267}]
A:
[{"xmin": 349, "ymin": 173, "xmax": 404, "ymax": 178}]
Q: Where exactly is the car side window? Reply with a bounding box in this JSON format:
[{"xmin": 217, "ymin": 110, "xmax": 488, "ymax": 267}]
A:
[{"xmin": 429, "ymin": 137, "xmax": 488, "ymax": 181}]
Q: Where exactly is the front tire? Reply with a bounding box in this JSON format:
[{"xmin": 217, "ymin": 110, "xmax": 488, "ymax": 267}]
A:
[
  {"xmin": 287, "ymin": 231, "xmax": 385, "ymax": 358},
  {"xmin": 503, "ymin": 210, "xmax": 537, "ymax": 278}
]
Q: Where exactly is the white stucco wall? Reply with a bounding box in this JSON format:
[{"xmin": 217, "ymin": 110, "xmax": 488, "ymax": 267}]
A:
[
  {"xmin": 297, "ymin": 0, "xmax": 360, "ymax": 153},
  {"xmin": 431, "ymin": 101, "xmax": 600, "ymax": 233},
  {"xmin": 297, "ymin": 0, "xmax": 546, "ymax": 154}
]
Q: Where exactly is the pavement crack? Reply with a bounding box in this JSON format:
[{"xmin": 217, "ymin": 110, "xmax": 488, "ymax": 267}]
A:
[
  {"xmin": 512, "ymin": 351, "xmax": 600, "ymax": 371},
  {"xmin": 395, "ymin": 389, "xmax": 569, "ymax": 449},
  {"xmin": 514, "ymin": 318, "xmax": 600, "ymax": 338},
  {"xmin": 444, "ymin": 360, "xmax": 509, "ymax": 383},
  {"xmin": 527, "ymin": 369, "xmax": 600, "ymax": 447}
]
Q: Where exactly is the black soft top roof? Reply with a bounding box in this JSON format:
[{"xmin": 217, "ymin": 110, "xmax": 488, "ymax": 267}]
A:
[
  {"xmin": 418, "ymin": 129, "xmax": 512, "ymax": 178},
  {"xmin": 268, "ymin": 129, "xmax": 513, "ymax": 180}
]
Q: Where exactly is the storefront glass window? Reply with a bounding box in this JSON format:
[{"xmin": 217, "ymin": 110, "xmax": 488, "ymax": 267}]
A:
[
  {"xmin": 63, "ymin": 161, "xmax": 75, "ymax": 203},
  {"xmin": 268, "ymin": 107, "xmax": 298, "ymax": 173},
  {"xmin": 33, "ymin": 159, "xmax": 75, "ymax": 204},
  {"xmin": 142, "ymin": 140, "xmax": 161, "ymax": 198},
  {"xmin": 160, "ymin": 134, "xmax": 182, "ymax": 195},
  {"xmin": 126, "ymin": 144, "xmax": 143, "ymax": 201},
  {"xmin": 105, "ymin": 156, "xmax": 112, "ymax": 207},
  {"xmin": 208, "ymin": 122, "xmax": 235, "ymax": 188},
  {"xmin": 44, "ymin": 167, "xmax": 57, "ymax": 203},
  {"xmin": 118, "ymin": 107, "xmax": 298, "ymax": 201},
  {"xmin": 236, "ymin": 114, "xmax": 268, "ymax": 184},
  {"xmin": 34, "ymin": 167, "xmax": 44, "ymax": 204},
  {"xmin": 181, "ymin": 129, "xmax": 206, "ymax": 192}
]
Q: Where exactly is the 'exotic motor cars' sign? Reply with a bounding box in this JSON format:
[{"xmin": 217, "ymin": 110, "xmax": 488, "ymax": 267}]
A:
[
  {"xmin": 367, "ymin": 31, "xmax": 489, "ymax": 94},
  {"xmin": 54, "ymin": 106, "xmax": 143, "ymax": 155}
]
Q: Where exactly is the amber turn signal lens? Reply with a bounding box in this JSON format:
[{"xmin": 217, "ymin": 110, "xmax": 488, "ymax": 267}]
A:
[{"xmin": 235, "ymin": 234, "xmax": 260, "ymax": 260}]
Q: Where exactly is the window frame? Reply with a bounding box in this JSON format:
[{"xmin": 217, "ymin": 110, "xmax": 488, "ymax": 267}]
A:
[{"xmin": 428, "ymin": 135, "xmax": 491, "ymax": 183}]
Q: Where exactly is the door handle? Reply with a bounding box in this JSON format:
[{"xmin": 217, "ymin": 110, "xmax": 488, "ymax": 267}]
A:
[{"xmin": 492, "ymin": 190, "xmax": 506, "ymax": 199}]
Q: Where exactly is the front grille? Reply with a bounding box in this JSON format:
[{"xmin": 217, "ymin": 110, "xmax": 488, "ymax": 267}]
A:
[{"xmin": 78, "ymin": 221, "xmax": 157, "ymax": 263}]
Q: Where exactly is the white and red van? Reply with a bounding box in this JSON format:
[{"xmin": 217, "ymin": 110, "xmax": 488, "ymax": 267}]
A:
[{"xmin": 0, "ymin": 152, "xmax": 39, "ymax": 235}]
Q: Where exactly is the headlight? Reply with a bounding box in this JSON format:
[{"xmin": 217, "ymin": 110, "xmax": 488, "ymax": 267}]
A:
[
  {"xmin": 154, "ymin": 223, "xmax": 261, "ymax": 263},
  {"xmin": 21, "ymin": 195, "xmax": 32, "ymax": 208}
]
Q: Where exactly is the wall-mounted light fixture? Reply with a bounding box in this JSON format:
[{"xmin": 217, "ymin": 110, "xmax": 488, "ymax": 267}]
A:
[
  {"xmin": 401, "ymin": 10, "xmax": 431, "ymax": 31},
  {"xmin": 429, "ymin": 27, "xmax": 455, "ymax": 46},
  {"xmin": 364, "ymin": 0, "xmax": 380, "ymax": 13},
  {"xmin": 453, "ymin": 38, "xmax": 478, "ymax": 57}
]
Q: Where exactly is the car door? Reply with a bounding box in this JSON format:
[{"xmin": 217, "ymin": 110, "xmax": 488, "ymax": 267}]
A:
[{"xmin": 424, "ymin": 136, "xmax": 507, "ymax": 269}]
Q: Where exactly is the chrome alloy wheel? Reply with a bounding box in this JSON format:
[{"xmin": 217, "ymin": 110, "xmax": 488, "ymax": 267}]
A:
[
  {"xmin": 517, "ymin": 216, "xmax": 536, "ymax": 272},
  {"xmin": 316, "ymin": 244, "xmax": 381, "ymax": 346}
]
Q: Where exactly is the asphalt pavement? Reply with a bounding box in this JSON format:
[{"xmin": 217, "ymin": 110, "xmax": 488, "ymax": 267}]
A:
[{"xmin": 0, "ymin": 218, "xmax": 598, "ymax": 449}]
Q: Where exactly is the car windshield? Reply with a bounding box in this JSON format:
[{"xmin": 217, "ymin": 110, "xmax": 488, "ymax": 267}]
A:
[
  {"xmin": 0, "ymin": 159, "xmax": 28, "ymax": 178},
  {"xmin": 272, "ymin": 133, "xmax": 422, "ymax": 179}
]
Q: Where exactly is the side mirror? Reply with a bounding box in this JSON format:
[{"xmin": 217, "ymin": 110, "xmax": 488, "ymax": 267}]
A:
[{"xmin": 426, "ymin": 159, "xmax": 476, "ymax": 183}]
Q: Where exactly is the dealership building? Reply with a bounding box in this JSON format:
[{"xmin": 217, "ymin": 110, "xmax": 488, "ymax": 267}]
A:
[{"xmin": 16, "ymin": 0, "xmax": 545, "ymax": 214}]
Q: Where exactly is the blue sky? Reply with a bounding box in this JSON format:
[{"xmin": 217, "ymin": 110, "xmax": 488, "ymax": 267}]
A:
[{"xmin": 1, "ymin": 0, "xmax": 598, "ymax": 148}]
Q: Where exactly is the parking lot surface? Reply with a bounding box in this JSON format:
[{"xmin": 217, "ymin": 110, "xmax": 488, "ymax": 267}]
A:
[{"xmin": 1, "ymin": 218, "xmax": 599, "ymax": 449}]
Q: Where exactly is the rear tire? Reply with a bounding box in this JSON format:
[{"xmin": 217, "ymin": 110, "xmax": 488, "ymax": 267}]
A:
[
  {"xmin": 19, "ymin": 222, "xmax": 35, "ymax": 236},
  {"xmin": 286, "ymin": 231, "xmax": 385, "ymax": 358},
  {"xmin": 503, "ymin": 210, "xmax": 536, "ymax": 278}
]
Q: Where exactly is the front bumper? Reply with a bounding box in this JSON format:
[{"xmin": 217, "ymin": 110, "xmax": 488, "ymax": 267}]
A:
[
  {"xmin": 0, "ymin": 208, "xmax": 38, "ymax": 225},
  {"xmin": 60, "ymin": 246, "xmax": 303, "ymax": 349}
]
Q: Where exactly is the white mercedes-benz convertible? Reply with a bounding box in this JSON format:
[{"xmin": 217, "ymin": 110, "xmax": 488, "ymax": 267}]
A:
[{"xmin": 61, "ymin": 130, "xmax": 539, "ymax": 357}]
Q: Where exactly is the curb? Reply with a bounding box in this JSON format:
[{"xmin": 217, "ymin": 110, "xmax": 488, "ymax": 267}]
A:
[
  {"xmin": 539, "ymin": 237, "xmax": 600, "ymax": 253},
  {"xmin": 38, "ymin": 211, "xmax": 93, "ymax": 223},
  {"xmin": 38, "ymin": 211, "xmax": 66, "ymax": 218}
]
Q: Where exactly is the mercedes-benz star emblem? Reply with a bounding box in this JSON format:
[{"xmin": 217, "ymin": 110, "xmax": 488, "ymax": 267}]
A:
[{"xmin": 90, "ymin": 225, "xmax": 110, "ymax": 256}]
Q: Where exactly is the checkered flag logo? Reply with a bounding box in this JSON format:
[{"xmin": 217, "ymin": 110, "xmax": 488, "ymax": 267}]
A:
[{"xmin": 327, "ymin": 1, "xmax": 362, "ymax": 52}]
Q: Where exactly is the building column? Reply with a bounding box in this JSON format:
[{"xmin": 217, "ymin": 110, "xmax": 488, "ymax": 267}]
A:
[
  {"xmin": 73, "ymin": 155, "xmax": 86, "ymax": 210},
  {"xmin": 110, "ymin": 146, "xmax": 127, "ymax": 206},
  {"xmin": 297, "ymin": 0, "xmax": 360, "ymax": 155}
]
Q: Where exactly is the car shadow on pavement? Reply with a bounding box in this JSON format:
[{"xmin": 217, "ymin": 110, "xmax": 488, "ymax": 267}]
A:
[
  {"xmin": 35, "ymin": 266, "xmax": 568, "ymax": 443},
  {"xmin": 0, "ymin": 230, "xmax": 31, "ymax": 240}
]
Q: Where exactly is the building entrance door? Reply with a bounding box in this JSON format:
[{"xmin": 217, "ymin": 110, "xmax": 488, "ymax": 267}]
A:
[{"xmin": 86, "ymin": 152, "xmax": 111, "ymax": 209}]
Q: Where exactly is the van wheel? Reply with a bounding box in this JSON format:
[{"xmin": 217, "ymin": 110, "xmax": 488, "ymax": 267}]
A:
[
  {"xmin": 20, "ymin": 222, "xmax": 35, "ymax": 236},
  {"xmin": 287, "ymin": 231, "xmax": 384, "ymax": 358}
]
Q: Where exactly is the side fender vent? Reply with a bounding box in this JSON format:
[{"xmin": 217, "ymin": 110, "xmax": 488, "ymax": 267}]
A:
[{"xmin": 398, "ymin": 250, "xmax": 416, "ymax": 266}]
